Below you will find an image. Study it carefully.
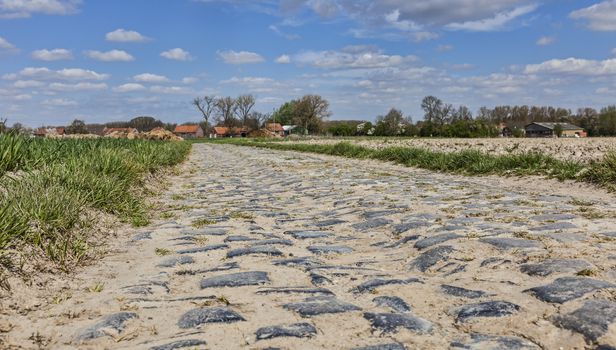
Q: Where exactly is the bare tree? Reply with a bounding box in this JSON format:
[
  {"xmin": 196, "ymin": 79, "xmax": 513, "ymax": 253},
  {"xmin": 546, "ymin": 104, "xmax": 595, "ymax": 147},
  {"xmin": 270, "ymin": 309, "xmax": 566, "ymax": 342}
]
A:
[
  {"xmin": 216, "ymin": 96, "xmax": 238, "ymax": 127},
  {"xmin": 421, "ymin": 96, "xmax": 442, "ymax": 123},
  {"xmin": 192, "ymin": 96, "xmax": 216, "ymax": 133},
  {"xmin": 235, "ymin": 94, "xmax": 256, "ymax": 128},
  {"xmin": 248, "ymin": 111, "xmax": 269, "ymax": 129},
  {"xmin": 294, "ymin": 95, "xmax": 332, "ymax": 134}
]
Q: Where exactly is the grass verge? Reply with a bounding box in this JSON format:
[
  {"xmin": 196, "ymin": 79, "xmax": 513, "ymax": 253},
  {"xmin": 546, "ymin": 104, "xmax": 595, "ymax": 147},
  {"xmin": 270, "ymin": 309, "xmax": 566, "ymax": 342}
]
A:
[
  {"xmin": 0, "ymin": 134, "xmax": 191, "ymax": 272},
  {"xmin": 206, "ymin": 138, "xmax": 616, "ymax": 192}
]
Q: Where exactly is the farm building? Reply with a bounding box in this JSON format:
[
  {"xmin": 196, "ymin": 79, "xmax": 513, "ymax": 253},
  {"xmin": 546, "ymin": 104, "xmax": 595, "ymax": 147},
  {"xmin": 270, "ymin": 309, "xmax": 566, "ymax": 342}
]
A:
[
  {"xmin": 266, "ymin": 123, "xmax": 285, "ymax": 136},
  {"xmin": 174, "ymin": 124, "xmax": 204, "ymax": 138},
  {"xmin": 211, "ymin": 126, "xmax": 248, "ymax": 138},
  {"xmin": 34, "ymin": 127, "xmax": 65, "ymax": 137},
  {"xmin": 524, "ymin": 122, "xmax": 586, "ymax": 138}
]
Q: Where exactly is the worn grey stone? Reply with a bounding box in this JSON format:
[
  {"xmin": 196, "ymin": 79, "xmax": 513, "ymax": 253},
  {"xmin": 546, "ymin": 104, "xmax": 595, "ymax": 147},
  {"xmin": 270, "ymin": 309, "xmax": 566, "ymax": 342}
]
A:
[
  {"xmin": 353, "ymin": 344, "xmax": 406, "ymax": 350},
  {"xmin": 157, "ymin": 255, "xmax": 194, "ymax": 268},
  {"xmin": 284, "ymin": 230, "xmax": 332, "ymax": 239},
  {"xmin": 552, "ymin": 299, "xmax": 616, "ymax": 341},
  {"xmin": 200, "ymin": 271, "xmax": 270, "ymax": 289},
  {"xmin": 75, "ymin": 312, "xmax": 137, "ymax": 341},
  {"xmin": 283, "ymin": 298, "xmax": 361, "ymax": 317},
  {"xmin": 131, "ymin": 232, "xmax": 152, "ymax": 241},
  {"xmin": 272, "ymin": 256, "xmax": 323, "ymax": 269},
  {"xmin": 440, "ymin": 285, "xmax": 488, "ymax": 299},
  {"xmin": 456, "ymin": 301, "xmax": 520, "ymax": 322},
  {"xmin": 480, "ymin": 237, "xmax": 542, "ymax": 250},
  {"xmin": 352, "ymin": 218, "xmax": 393, "ymax": 231},
  {"xmin": 480, "ymin": 257, "xmax": 512, "ymax": 268},
  {"xmin": 410, "ymin": 246, "xmax": 454, "ymax": 272},
  {"xmin": 224, "ymin": 235, "xmax": 257, "ymax": 242},
  {"xmin": 307, "ymin": 245, "xmax": 353, "ymax": 255},
  {"xmin": 392, "ymin": 221, "xmax": 430, "ymax": 235},
  {"xmin": 373, "ymin": 296, "xmax": 411, "ymax": 313},
  {"xmin": 226, "ymin": 246, "xmax": 283, "ymax": 258},
  {"xmin": 384, "ymin": 235, "xmax": 421, "ymax": 248},
  {"xmin": 529, "ymin": 222, "xmax": 577, "ymax": 232},
  {"xmin": 450, "ymin": 333, "xmax": 540, "ymax": 350},
  {"xmin": 176, "ymin": 244, "xmax": 228, "ymax": 255},
  {"xmin": 351, "ymin": 278, "xmax": 421, "ymax": 294},
  {"xmin": 525, "ymin": 277, "xmax": 616, "ymax": 303},
  {"xmin": 530, "ymin": 213, "xmax": 576, "ymax": 222},
  {"xmin": 177, "ymin": 307, "xmax": 245, "ymax": 328},
  {"xmin": 414, "ymin": 233, "xmax": 461, "ymax": 250},
  {"xmin": 363, "ymin": 312, "xmax": 432, "ymax": 334},
  {"xmin": 149, "ymin": 339, "xmax": 207, "ymax": 350},
  {"xmin": 255, "ymin": 323, "xmax": 317, "ymax": 340},
  {"xmin": 520, "ymin": 259, "xmax": 594, "ymax": 277},
  {"xmin": 310, "ymin": 272, "xmax": 332, "ymax": 286},
  {"xmin": 310, "ymin": 219, "xmax": 346, "ymax": 227},
  {"xmin": 250, "ymin": 238, "xmax": 293, "ymax": 246},
  {"xmin": 256, "ymin": 287, "xmax": 334, "ymax": 296}
]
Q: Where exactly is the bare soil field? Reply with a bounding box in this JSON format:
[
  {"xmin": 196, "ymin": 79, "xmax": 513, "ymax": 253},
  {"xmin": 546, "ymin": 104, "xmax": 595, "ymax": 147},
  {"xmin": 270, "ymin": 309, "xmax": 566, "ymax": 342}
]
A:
[{"xmin": 294, "ymin": 137, "xmax": 616, "ymax": 163}]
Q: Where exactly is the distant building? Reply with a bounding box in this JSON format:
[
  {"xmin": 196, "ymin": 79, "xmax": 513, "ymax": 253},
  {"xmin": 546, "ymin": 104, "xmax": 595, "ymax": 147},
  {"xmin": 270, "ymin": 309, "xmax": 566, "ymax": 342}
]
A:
[
  {"xmin": 497, "ymin": 123, "xmax": 513, "ymax": 137},
  {"xmin": 210, "ymin": 126, "xmax": 248, "ymax": 138},
  {"xmin": 174, "ymin": 124, "xmax": 204, "ymax": 138},
  {"xmin": 524, "ymin": 122, "xmax": 587, "ymax": 138},
  {"xmin": 282, "ymin": 125, "xmax": 298, "ymax": 136},
  {"xmin": 266, "ymin": 123, "xmax": 284, "ymax": 136},
  {"xmin": 34, "ymin": 127, "xmax": 65, "ymax": 137}
]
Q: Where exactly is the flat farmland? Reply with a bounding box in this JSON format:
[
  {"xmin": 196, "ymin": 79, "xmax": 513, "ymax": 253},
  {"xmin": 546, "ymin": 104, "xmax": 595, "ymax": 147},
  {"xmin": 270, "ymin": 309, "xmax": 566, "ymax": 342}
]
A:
[{"xmin": 292, "ymin": 137, "xmax": 616, "ymax": 163}]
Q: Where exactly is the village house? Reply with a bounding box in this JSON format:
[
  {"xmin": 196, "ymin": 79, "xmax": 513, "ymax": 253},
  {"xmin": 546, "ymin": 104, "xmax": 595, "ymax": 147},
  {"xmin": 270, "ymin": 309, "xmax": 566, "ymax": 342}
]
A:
[
  {"xmin": 266, "ymin": 123, "xmax": 285, "ymax": 136},
  {"xmin": 210, "ymin": 126, "xmax": 248, "ymax": 138},
  {"xmin": 524, "ymin": 122, "xmax": 586, "ymax": 138},
  {"xmin": 34, "ymin": 127, "xmax": 65, "ymax": 137},
  {"xmin": 174, "ymin": 124, "xmax": 204, "ymax": 139}
]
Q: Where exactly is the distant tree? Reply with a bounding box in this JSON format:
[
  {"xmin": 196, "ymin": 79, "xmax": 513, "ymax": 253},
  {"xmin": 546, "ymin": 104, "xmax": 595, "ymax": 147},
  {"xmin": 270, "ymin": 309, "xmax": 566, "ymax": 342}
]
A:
[
  {"xmin": 66, "ymin": 119, "xmax": 88, "ymax": 134},
  {"xmin": 216, "ymin": 96, "xmax": 238, "ymax": 127},
  {"xmin": 328, "ymin": 123, "xmax": 355, "ymax": 136},
  {"xmin": 10, "ymin": 122, "xmax": 24, "ymax": 134},
  {"xmin": 453, "ymin": 105, "xmax": 472, "ymax": 121},
  {"xmin": 293, "ymin": 95, "xmax": 331, "ymax": 134},
  {"xmin": 270, "ymin": 100, "xmax": 297, "ymax": 125},
  {"xmin": 374, "ymin": 108, "xmax": 407, "ymax": 136},
  {"xmin": 358, "ymin": 121, "xmax": 374, "ymax": 136},
  {"xmin": 0, "ymin": 118, "xmax": 7, "ymax": 134},
  {"xmin": 599, "ymin": 106, "xmax": 616, "ymax": 136},
  {"xmin": 553, "ymin": 124, "xmax": 564, "ymax": 137},
  {"xmin": 246, "ymin": 111, "xmax": 269, "ymax": 130},
  {"xmin": 421, "ymin": 96, "xmax": 442, "ymax": 123},
  {"xmin": 128, "ymin": 116, "xmax": 163, "ymax": 132},
  {"xmin": 235, "ymin": 94, "xmax": 256, "ymax": 127},
  {"xmin": 192, "ymin": 95, "xmax": 216, "ymax": 133}
]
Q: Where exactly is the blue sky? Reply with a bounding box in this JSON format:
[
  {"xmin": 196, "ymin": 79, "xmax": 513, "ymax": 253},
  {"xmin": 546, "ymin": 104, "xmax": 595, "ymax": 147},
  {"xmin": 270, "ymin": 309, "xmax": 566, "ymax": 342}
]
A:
[{"xmin": 0, "ymin": 0, "xmax": 615, "ymax": 126}]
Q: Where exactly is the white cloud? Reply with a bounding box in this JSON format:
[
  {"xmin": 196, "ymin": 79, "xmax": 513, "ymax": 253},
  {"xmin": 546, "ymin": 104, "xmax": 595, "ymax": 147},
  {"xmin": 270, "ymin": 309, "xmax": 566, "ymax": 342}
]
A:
[
  {"xmin": 385, "ymin": 9, "xmax": 421, "ymax": 31},
  {"xmin": 4, "ymin": 67, "xmax": 109, "ymax": 81},
  {"xmin": 105, "ymin": 29, "xmax": 149, "ymax": 42},
  {"xmin": 275, "ymin": 54, "xmax": 291, "ymax": 64},
  {"xmin": 133, "ymin": 73, "xmax": 169, "ymax": 83},
  {"xmin": 570, "ymin": 1, "xmax": 616, "ymax": 31},
  {"xmin": 160, "ymin": 48, "xmax": 193, "ymax": 61},
  {"xmin": 32, "ymin": 48, "xmax": 73, "ymax": 60},
  {"xmin": 0, "ymin": 0, "xmax": 81, "ymax": 19},
  {"xmin": 0, "ymin": 36, "xmax": 16, "ymax": 50},
  {"xmin": 14, "ymin": 80, "xmax": 44, "ymax": 88},
  {"xmin": 181, "ymin": 77, "xmax": 198, "ymax": 84},
  {"xmin": 221, "ymin": 76, "xmax": 274, "ymax": 85},
  {"xmin": 411, "ymin": 31, "xmax": 439, "ymax": 42},
  {"xmin": 536, "ymin": 36, "xmax": 554, "ymax": 46},
  {"xmin": 612, "ymin": 48, "xmax": 616, "ymax": 56},
  {"xmin": 113, "ymin": 83, "xmax": 146, "ymax": 92},
  {"xmin": 49, "ymin": 82, "xmax": 107, "ymax": 91},
  {"xmin": 524, "ymin": 57, "xmax": 616, "ymax": 75},
  {"xmin": 437, "ymin": 44, "xmax": 454, "ymax": 52},
  {"xmin": 217, "ymin": 50, "xmax": 265, "ymax": 64},
  {"xmin": 269, "ymin": 25, "xmax": 300, "ymax": 40},
  {"xmin": 446, "ymin": 4, "xmax": 537, "ymax": 31},
  {"xmin": 149, "ymin": 85, "xmax": 191, "ymax": 94},
  {"xmin": 43, "ymin": 98, "xmax": 77, "ymax": 106},
  {"xmin": 85, "ymin": 49, "xmax": 134, "ymax": 62},
  {"xmin": 292, "ymin": 46, "xmax": 417, "ymax": 69}
]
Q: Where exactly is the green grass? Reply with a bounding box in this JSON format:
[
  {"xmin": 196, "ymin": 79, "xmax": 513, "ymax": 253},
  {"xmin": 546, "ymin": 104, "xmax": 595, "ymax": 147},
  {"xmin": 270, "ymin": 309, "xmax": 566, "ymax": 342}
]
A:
[
  {"xmin": 210, "ymin": 138, "xmax": 616, "ymax": 192},
  {"xmin": 0, "ymin": 134, "xmax": 191, "ymax": 270}
]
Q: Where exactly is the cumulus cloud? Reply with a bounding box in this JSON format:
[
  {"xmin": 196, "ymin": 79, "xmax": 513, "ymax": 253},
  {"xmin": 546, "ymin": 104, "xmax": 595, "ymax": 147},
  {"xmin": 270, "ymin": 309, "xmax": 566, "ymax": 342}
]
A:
[
  {"xmin": 85, "ymin": 49, "xmax": 135, "ymax": 62},
  {"xmin": 0, "ymin": 0, "xmax": 81, "ymax": 19},
  {"xmin": 160, "ymin": 48, "xmax": 193, "ymax": 61},
  {"xmin": 43, "ymin": 98, "xmax": 78, "ymax": 106},
  {"xmin": 275, "ymin": 54, "xmax": 291, "ymax": 64},
  {"xmin": 49, "ymin": 82, "xmax": 108, "ymax": 91},
  {"xmin": 31, "ymin": 48, "xmax": 73, "ymax": 60},
  {"xmin": 105, "ymin": 28, "xmax": 149, "ymax": 42},
  {"xmin": 411, "ymin": 31, "xmax": 439, "ymax": 42},
  {"xmin": 149, "ymin": 85, "xmax": 191, "ymax": 94},
  {"xmin": 217, "ymin": 50, "xmax": 265, "ymax": 64},
  {"xmin": 182, "ymin": 77, "xmax": 198, "ymax": 84},
  {"xmin": 113, "ymin": 83, "xmax": 146, "ymax": 92},
  {"xmin": 292, "ymin": 46, "xmax": 417, "ymax": 69},
  {"xmin": 133, "ymin": 73, "xmax": 169, "ymax": 83},
  {"xmin": 13, "ymin": 80, "xmax": 44, "ymax": 88},
  {"xmin": 446, "ymin": 4, "xmax": 537, "ymax": 31},
  {"xmin": 536, "ymin": 36, "xmax": 555, "ymax": 46},
  {"xmin": 524, "ymin": 57, "xmax": 616, "ymax": 75},
  {"xmin": 269, "ymin": 25, "xmax": 300, "ymax": 40},
  {"xmin": 570, "ymin": 1, "xmax": 616, "ymax": 31},
  {"xmin": 3, "ymin": 67, "xmax": 109, "ymax": 81},
  {"xmin": 0, "ymin": 36, "xmax": 16, "ymax": 51}
]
